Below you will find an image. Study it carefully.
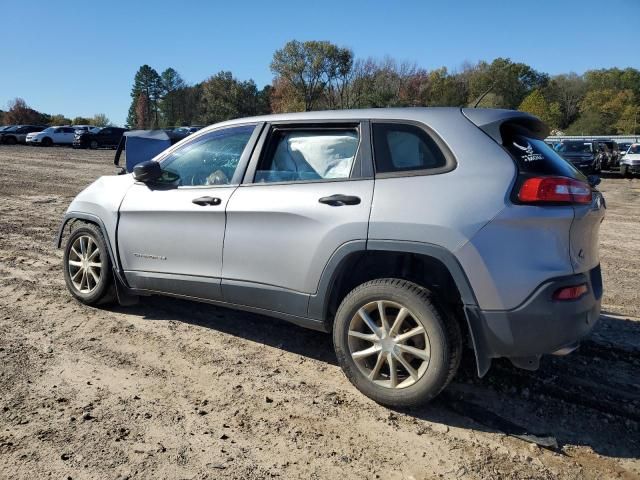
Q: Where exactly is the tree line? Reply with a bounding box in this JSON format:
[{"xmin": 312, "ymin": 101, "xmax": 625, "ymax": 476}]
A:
[
  {"xmin": 0, "ymin": 98, "xmax": 110, "ymax": 127},
  {"xmin": 127, "ymin": 40, "xmax": 640, "ymax": 135}
]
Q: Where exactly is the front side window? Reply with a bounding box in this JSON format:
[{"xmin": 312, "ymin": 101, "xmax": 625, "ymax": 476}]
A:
[
  {"xmin": 255, "ymin": 128, "xmax": 359, "ymax": 183},
  {"xmin": 160, "ymin": 125, "xmax": 255, "ymax": 186},
  {"xmin": 372, "ymin": 123, "xmax": 447, "ymax": 174}
]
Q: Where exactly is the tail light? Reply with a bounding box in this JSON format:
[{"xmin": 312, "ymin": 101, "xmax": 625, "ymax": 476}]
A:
[
  {"xmin": 518, "ymin": 176, "xmax": 592, "ymax": 204},
  {"xmin": 553, "ymin": 284, "xmax": 588, "ymax": 301}
]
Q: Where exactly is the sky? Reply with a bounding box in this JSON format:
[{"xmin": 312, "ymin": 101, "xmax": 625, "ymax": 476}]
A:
[{"xmin": 1, "ymin": 0, "xmax": 638, "ymax": 126}]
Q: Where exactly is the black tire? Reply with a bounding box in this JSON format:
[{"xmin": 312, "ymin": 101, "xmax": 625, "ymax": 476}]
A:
[
  {"xmin": 4, "ymin": 136, "xmax": 17, "ymax": 145},
  {"xmin": 333, "ymin": 278, "xmax": 462, "ymax": 407},
  {"xmin": 63, "ymin": 223, "xmax": 114, "ymax": 305},
  {"xmin": 41, "ymin": 137, "xmax": 53, "ymax": 147},
  {"xmin": 621, "ymin": 165, "xmax": 629, "ymax": 178},
  {"xmin": 89, "ymin": 140, "xmax": 99, "ymax": 149}
]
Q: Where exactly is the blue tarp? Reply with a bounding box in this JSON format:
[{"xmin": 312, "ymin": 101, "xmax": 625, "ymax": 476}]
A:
[{"xmin": 118, "ymin": 130, "xmax": 172, "ymax": 172}]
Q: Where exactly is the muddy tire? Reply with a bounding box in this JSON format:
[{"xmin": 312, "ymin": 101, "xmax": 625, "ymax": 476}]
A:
[
  {"xmin": 333, "ymin": 278, "xmax": 462, "ymax": 407},
  {"xmin": 63, "ymin": 223, "xmax": 114, "ymax": 305}
]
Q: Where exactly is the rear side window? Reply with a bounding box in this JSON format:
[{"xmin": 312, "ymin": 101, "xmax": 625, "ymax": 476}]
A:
[
  {"xmin": 255, "ymin": 128, "xmax": 359, "ymax": 183},
  {"xmin": 503, "ymin": 133, "xmax": 586, "ymax": 180},
  {"xmin": 372, "ymin": 123, "xmax": 447, "ymax": 174}
]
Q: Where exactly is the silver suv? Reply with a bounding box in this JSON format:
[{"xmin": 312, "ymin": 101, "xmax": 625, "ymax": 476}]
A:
[{"xmin": 57, "ymin": 108, "xmax": 605, "ymax": 407}]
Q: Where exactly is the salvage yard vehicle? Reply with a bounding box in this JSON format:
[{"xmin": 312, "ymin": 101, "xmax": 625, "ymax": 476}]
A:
[
  {"xmin": 56, "ymin": 108, "xmax": 605, "ymax": 407},
  {"xmin": 555, "ymin": 139, "xmax": 608, "ymax": 174},
  {"xmin": 620, "ymin": 143, "xmax": 640, "ymax": 177},
  {"xmin": 0, "ymin": 125, "xmax": 45, "ymax": 144},
  {"xmin": 73, "ymin": 126, "xmax": 128, "ymax": 149},
  {"xmin": 26, "ymin": 126, "xmax": 76, "ymax": 146}
]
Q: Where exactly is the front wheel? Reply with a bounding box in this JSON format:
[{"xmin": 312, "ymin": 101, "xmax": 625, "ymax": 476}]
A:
[
  {"xmin": 333, "ymin": 278, "xmax": 462, "ymax": 407},
  {"xmin": 63, "ymin": 223, "xmax": 113, "ymax": 305},
  {"xmin": 41, "ymin": 137, "xmax": 53, "ymax": 147},
  {"xmin": 89, "ymin": 140, "xmax": 99, "ymax": 149}
]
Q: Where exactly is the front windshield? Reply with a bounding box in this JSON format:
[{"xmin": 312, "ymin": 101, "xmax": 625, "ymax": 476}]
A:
[
  {"xmin": 42, "ymin": 127, "xmax": 55, "ymax": 133},
  {"xmin": 556, "ymin": 141, "xmax": 593, "ymax": 154},
  {"xmin": 629, "ymin": 145, "xmax": 640, "ymax": 154}
]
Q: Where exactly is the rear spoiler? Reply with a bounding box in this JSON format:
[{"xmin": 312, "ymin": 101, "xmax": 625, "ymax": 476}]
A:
[{"xmin": 462, "ymin": 108, "xmax": 549, "ymax": 144}]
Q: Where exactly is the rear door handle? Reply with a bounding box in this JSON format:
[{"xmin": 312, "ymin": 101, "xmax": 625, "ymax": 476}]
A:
[
  {"xmin": 319, "ymin": 194, "xmax": 361, "ymax": 206},
  {"xmin": 192, "ymin": 196, "xmax": 222, "ymax": 206}
]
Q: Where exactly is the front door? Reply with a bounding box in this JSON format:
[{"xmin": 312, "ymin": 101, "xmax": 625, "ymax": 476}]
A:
[
  {"xmin": 118, "ymin": 123, "xmax": 261, "ymax": 300},
  {"xmin": 222, "ymin": 121, "xmax": 374, "ymax": 316}
]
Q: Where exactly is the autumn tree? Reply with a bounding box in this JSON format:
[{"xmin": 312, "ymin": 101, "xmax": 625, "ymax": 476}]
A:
[
  {"xmin": 271, "ymin": 40, "xmax": 353, "ymax": 111},
  {"xmin": 4, "ymin": 98, "xmax": 43, "ymax": 125}
]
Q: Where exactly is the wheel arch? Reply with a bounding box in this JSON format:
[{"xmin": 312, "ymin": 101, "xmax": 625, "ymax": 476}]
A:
[
  {"xmin": 310, "ymin": 240, "xmax": 492, "ymax": 376},
  {"xmin": 56, "ymin": 212, "xmax": 128, "ymax": 287}
]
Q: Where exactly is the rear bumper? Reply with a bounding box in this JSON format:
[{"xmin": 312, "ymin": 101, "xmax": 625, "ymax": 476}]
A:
[{"xmin": 469, "ymin": 265, "xmax": 602, "ymax": 373}]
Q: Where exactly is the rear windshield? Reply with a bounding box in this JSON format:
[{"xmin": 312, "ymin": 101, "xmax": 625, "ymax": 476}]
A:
[
  {"xmin": 504, "ymin": 134, "xmax": 586, "ymax": 180},
  {"xmin": 555, "ymin": 141, "xmax": 593, "ymax": 154}
]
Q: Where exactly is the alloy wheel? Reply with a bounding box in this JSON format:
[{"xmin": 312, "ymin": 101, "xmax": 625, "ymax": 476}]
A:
[
  {"xmin": 68, "ymin": 235, "xmax": 103, "ymax": 294},
  {"xmin": 348, "ymin": 300, "xmax": 431, "ymax": 389}
]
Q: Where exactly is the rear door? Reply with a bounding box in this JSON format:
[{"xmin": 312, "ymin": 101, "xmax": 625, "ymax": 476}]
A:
[
  {"xmin": 117, "ymin": 124, "xmax": 261, "ymax": 299},
  {"xmin": 221, "ymin": 121, "xmax": 374, "ymax": 316}
]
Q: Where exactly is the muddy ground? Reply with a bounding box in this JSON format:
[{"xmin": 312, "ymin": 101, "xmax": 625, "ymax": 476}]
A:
[{"xmin": 0, "ymin": 145, "xmax": 638, "ymax": 480}]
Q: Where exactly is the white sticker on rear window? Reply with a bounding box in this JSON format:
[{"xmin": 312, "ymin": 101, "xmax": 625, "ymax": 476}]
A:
[{"xmin": 513, "ymin": 140, "xmax": 544, "ymax": 162}]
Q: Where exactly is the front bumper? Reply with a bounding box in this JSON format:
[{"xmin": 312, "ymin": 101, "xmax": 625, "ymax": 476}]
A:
[
  {"xmin": 26, "ymin": 137, "xmax": 41, "ymax": 144},
  {"xmin": 623, "ymin": 164, "xmax": 640, "ymax": 174},
  {"xmin": 468, "ymin": 265, "xmax": 602, "ymax": 373}
]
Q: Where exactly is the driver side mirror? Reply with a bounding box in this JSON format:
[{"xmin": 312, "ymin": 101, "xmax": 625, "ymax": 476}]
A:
[{"xmin": 133, "ymin": 161, "xmax": 162, "ymax": 183}]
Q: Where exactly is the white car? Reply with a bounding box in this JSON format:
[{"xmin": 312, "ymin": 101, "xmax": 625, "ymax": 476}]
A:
[
  {"xmin": 620, "ymin": 143, "xmax": 640, "ymax": 177},
  {"xmin": 26, "ymin": 126, "xmax": 76, "ymax": 146}
]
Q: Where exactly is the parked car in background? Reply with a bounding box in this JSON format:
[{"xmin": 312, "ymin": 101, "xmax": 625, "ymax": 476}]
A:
[
  {"xmin": 620, "ymin": 144, "xmax": 640, "ymax": 177},
  {"xmin": 1, "ymin": 125, "xmax": 46, "ymax": 144},
  {"xmin": 599, "ymin": 140, "xmax": 620, "ymax": 169},
  {"xmin": 56, "ymin": 108, "xmax": 605, "ymax": 407},
  {"xmin": 618, "ymin": 142, "xmax": 632, "ymax": 159},
  {"xmin": 73, "ymin": 125, "xmax": 98, "ymax": 134},
  {"xmin": 0, "ymin": 125, "xmax": 16, "ymax": 133},
  {"xmin": 26, "ymin": 126, "xmax": 76, "ymax": 146},
  {"xmin": 73, "ymin": 126, "xmax": 128, "ymax": 149},
  {"xmin": 555, "ymin": 140, "xmax": 608, "ymax": 174}
]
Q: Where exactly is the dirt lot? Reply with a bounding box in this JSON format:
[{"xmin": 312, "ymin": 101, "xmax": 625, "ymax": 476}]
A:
[{"xmin": 0, "ymin": 145, "xmax": 638, "ymax": 480}]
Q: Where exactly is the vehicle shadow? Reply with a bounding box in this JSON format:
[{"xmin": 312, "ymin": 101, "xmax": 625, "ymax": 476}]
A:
[{"xmin": 114, "ymin": 296, "xmax": 640, "ymax": 460}]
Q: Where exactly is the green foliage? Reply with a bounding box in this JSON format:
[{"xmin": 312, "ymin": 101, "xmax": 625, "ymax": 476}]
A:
[
  {"xmin": 199, "ymin": 71, "xmax": 268, "ymax": 124},
  {"xmin": 127, "ymin": 65, "xmax": 162, "ymax": 128},
  {"xmin": 519, "ymin": 89, "xmax": 561, "ymax": 130},
  {"xmin": 271, "ymin": 40, "xmax": 354, "ymax": 111}
]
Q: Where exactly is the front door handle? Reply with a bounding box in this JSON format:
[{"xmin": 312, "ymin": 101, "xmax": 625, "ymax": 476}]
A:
[
  {"xmin": 192, "ymin": 196, "xmax": 222, "ymax": 206},
  {"xmin": 319, "ymin": 194, "xmax": 361, "ymax": 206}
]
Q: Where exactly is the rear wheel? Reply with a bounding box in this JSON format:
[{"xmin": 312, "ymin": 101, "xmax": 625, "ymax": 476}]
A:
[
  {"xmin": 90, "ymin": 140, "xmax": 99, "ymax": 149},
  {"xmin": 63, "ymin": 223, "xmax": 113, "ymax": 305},
  {"xmin": 4, "ymin": 136, "xmax": 17, "ymax": 145},
  {"xmin": 333, "ymin": 278, "xmax": 461, "ymax": 407},
  {"xmin": 41, "ymin": 137, "xmax": 53, "ymax": 147}
]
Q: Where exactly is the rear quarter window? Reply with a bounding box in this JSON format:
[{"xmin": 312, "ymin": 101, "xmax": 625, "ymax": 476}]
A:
[{"xmin": 372, "ymin": 123, "xmax": 450, "ymax": 175}]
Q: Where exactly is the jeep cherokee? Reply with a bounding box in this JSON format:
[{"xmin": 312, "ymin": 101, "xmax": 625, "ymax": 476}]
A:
[{"xmin": 57, "ymin": 108, "xmax": 605, "ymax": 407}]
